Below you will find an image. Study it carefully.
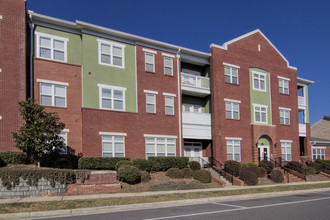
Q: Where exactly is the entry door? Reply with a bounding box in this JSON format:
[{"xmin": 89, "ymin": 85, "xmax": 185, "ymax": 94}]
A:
[
  {"xmin": 184, "ymin": 143, "xmax": 202, "ymax": 164},
  {"xmin": 258, "ymin": 145, "xmax": 270, "ymax": 161}
]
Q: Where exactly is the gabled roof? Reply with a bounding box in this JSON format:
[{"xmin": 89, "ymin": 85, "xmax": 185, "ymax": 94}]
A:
[
  {"xmin": 210, "ymin": 29, "xmax": 297, "ymax": 70},
  {"xmin": 311, "ymin": 116, "xmax": 330, "ymax": 141}
]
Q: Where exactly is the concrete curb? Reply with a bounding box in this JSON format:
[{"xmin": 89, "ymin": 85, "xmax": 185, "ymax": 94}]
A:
[{"xmin": 1, "ymin": 182, "xmax": 330, "ymax": 219}]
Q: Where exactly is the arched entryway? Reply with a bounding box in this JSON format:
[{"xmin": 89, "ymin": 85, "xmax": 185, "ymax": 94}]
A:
[{"xmin": 257, "ymin": 135, "xmax": 272, "ymax": 162}]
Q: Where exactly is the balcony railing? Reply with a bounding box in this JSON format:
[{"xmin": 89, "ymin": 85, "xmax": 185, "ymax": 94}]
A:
[
  {"xmin": 181, "ymin": 73, "xmax": 210, "ymax": 90},
  {"xmin": 298, "ymin": 96, "xmax": 306, "ymax": 107},
  {"xmin": 299, "ymin": 123, "xmax": 306, "ymax": 137},
  {"xmin": 182, "ymin": 112, "xmax": 212, "ymax": 140}
]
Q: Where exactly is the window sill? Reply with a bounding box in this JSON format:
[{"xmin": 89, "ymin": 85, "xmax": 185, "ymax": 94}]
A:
[
  {"xmin": 164, "ymin": 74, "xmax": 174, "ymax": 77},
  {"xmin": 225, "ymin": 118, "xmax": 240, "ymax": 121},
  {"xmin": 41, "ymin": 105, "xmax": 67, "ymax": 109},
  {"xmin": 279, "ymin": 93, "xmax": 290, "ymax": 96},
  {"xmin": 225, "ymin": 82, "xmax": 239, "ymax": 86},
  {"xmin": 280, "ymin": 123, "xmax": 291, "ymax": 126},
  {"xmin": 145, "ymin": 70, "xmax": 156, "ymax": 74}
]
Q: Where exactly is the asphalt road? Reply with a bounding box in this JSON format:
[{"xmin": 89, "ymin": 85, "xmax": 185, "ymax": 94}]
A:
[{"xmin": 42, "ymin": 191, "xmax": 330, "ymax": 220}]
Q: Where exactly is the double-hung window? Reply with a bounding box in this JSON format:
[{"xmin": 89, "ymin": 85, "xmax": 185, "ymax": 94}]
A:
[
  {"xmin": 279, "ymin": 107, "xmax": 291, "ymax": 125},
  {"xmin": 37, "ymin": 79, "xmax": 68, "ymax": 108},
  {"xmin": 224, "ymin": 63, "xmax": 239, "ymax": 84},
  {"xmin": 281, "ymin": 141, "xmax": 292, "ymax": 161},
  {"xmin": 97, "ymin": 39, "xmax": 125, "ymax": 68},
  {"xmin": 226, "ymin": 138, "xmax": 241, "ymax": 161},
  {"xmin": 36, "ymin": 32, "xmax": 68, "ymax": 62},
  {"xmin": 58, "ymin": 129, "xmax": 69, "ymax": 155},
  {"xmin": 145, "ymin": 135, "xmax": 176, "ymax": 158},
  {"xmin": 225, "ymin": 99, "xmax": 240, "ymax": 120},
  {"xmin": 100, "ymin": 132, "xmax": 126, "ymax": 157},
  {"xmin": 312, "ymin": 147, "xmax": 325, "ymax": 160},
  {"xmin": 278, "ymin": 77, "xmax": 290, "ymax": 95},
  {"xmin": 98, "ymin": 84, "xmax": 126, "ymax": 111},
  {"xmin": 163, "ymin": 53, "xmax": 174, "ymax": 76},
  {"xmin": 252, "ymin": 71, "xmax": 267, "ymax": 91},
  {"xmin": 164, "ymin": 93, "xmax": 176, "ymax": 115},
  {"xmin": 143, "ymin": 49, "xmax": 157, "ymax": 72},
  {"xmin": 254, "ymin": 104, "xmax": 268, "ymax": 124},
  {"xmin": 144, "ymin": 90, "xmax": 158, "ymax": 113}
]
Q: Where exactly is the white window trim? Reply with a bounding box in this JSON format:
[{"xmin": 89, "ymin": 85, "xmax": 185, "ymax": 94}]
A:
[
  {"xmin": 144, "ymin": 90, "xmax": 158, "ymax": 95},
  {"xmin": 223, "ymin": 62, "xmax": 240, "ymax": 69},
  {"xmin": 225, "ymin": 137, "xmax": 242, "ymax": 140},
  {"xmin": 35, "ymin": 32, "xmax": 68, "ymax": 62},
  {"xmin": 279, "ymin": 107, "xmax": 291, "ymax": 111},
  {"xmin": 144, "ymin": 134, "xmax": 177, "ymax": 139},
  {"xmin": 145, "ymin": 136, "xmax": 177, "ymax": 158},
  {"xmin": 226, "ymin": 138, "xmax": 241, "ymax": 162},
  {"xmin": 312, "ymin": 147, "xmax": 326, "ymax": 161},
  {"xmin": 277, "ymin": 76, "xmax": 290, "ymax": 81},
  {"xmin": 146, "ymin": 93, "xmax": 156, "ymax": 113},
  {"xmin": 101, "ymin": 134, "xmax": 126, "ymax": 158},
  {"xmin": 279, "ymin": 78, "xmax": 290, "ymax": 95},
  {"xmin": 224, "ymin": 98, "xmax": 241, "ymax": 103},
  {"xmin": 163, "ymin": 56, "xmax": 174, "ymax": 76},
  {"xmin": 281, "ymin": 141, "xmax": 292, "ymax": 161},
  {"xmin": 225, "ymin": 100, "xmax": 240, "ymax": 120},
  {"xmin": 163, "ymin": 92, "xmax": 176, "ymax": 97},
  {"xmin": 162, "ymin": 52, "xmax": 175, "ymax": 58},
  {"xmin": 97, "ymin": 84, "xmax": 126, "ymax": 111},
  {"xmin": 253, "ymin": 104, "xmax": 268, "ymax": 124},
  {"xmin": 252, "ymin": 70, "xmax": 267, "ymax": 92},
  {"xmin": 143, "ymin": 48, "xmax": 157, "ymax": 54},
  {"xmin": 97, "ymin": 38, "xmax": 126, "ymax": 69},
  {"xmin": 99, "ymin": 132, "xmax": 127, "ymax": 136},
  {"xmin": 164, "ymin": 95, "xmax": 175, "ymax": 115},
  {"xmin": 145, "ymin": 52, "xmax": 155, "ymax": 72},
  {"xmin": 279, "ymin": 108, "xmax": 291, "ymax": 125},
  {"xmin": 39, "ymin": 81, "xmax": 67, "ymax": 108},
  {"xmin": 280, "ymin": 140, "xmax": 293, "ymax": 143}
]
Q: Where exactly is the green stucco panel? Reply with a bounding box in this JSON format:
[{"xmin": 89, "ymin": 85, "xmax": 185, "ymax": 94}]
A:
[
  {"xmin": 34, "ymin": 26, "xmax": 82, "ymax": 65},
  {"xmin": 182, "ymin": 95, "xmax": 211, "ymax": 113},
  {"xmin": 82, "ymin": 34, "xmax": 137, "ymax": 112},
  {"xmin": 249, "ymin": 68, "xmax": 272, "ymax": 125},
  {"xmin": 258, "ymin": 137, "xmax": 270, "ymax": 146}
]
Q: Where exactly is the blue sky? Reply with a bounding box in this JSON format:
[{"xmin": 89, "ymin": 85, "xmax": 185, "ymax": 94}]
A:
[{"xmin": 27, "ymin": 0, "xmax": 330, "ymax": 125}]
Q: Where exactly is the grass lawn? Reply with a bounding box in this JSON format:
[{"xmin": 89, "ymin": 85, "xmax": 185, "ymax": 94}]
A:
[{"xmin": 1, "ymin": 182, "xmax": 330, "ymax": 214}]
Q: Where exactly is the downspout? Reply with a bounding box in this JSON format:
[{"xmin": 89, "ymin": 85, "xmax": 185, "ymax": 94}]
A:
[
  {"xmin": 28, "ymin": 14, "xmax": 34, "ymax": 98},
  {"xmin": 176, "ymin": 48, "xmax": 182, "ymax": 156}
]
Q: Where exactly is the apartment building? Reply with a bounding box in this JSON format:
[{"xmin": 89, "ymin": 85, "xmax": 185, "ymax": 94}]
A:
[{"xmin": 0, "ymin": 0, "xmax": 315, "ymax": 165}]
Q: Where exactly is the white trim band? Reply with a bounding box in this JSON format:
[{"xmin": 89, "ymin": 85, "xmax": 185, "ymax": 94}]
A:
[
  {"xmin": 144, "ymin": 90, "xmax": 158, "ymax": 94},
  {"xmin": 279, "ymin": 107, "xmax": 291, "ymax": 111},
  {"xmin": 143, "ymin": 48, "xmax": 157, "ymax": 54},
  {"xmin": 223, "ymin": 62, "xmax": 240, "ymax": 69},
  {"xmin": 280, "ymin": 140, "xmax": 293, "ymax": 143},
  {"xmin": 163, "ymin": 92, "xmax": 176, "ymax": 97},
  {"xmin": 162, "ymin": 52, "xmax": 175, "ymax": 58},
  {"xmin": 225, "ymin": 137, "xmax": 242, "ymax": 140},
  {"xmin": 144, "ymin": 134, "xmax": 177, "ymax": 139},
  {"xmin": 278, "ymin": 76, "xmax": 290, "ymax": 81},
  {"xmin": 224, "ymin": 98, "xmax": 241, "ymax": 103},
  {"xmin": 37, "ymin": 79, "xmax": 69, "ymax": 86},
  {"xmin": 97, "ymin": 83, "xmax": 127, "ymax": 91},
  {"xmin": 99, "ymin": 132, "xmax": 127, "ymax": 136}
]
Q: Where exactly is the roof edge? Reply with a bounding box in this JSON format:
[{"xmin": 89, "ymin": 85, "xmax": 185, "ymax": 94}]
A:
[{"xmin": 297, "ymin": 77, "xmax": 315, "ymax": 85}]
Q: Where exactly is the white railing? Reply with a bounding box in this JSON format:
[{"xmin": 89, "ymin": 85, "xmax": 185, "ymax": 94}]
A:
[
  {"xmin": 182, "ymin": 112, "xmax": 212, "ymax": 140},
  {"xmin": 299, "ymin": 123, "xmax": 306, "ymax": 137},
  {"xmin": 298, "ymin": 96, "xmax": 306, "ymax": 106},
  {"xmin": 181, "ymin": 72, "xmax": 210, "ymax": 90},
  {"xmin": 182, "ymin": 112, "xmax": 211, "ymax": 126}
]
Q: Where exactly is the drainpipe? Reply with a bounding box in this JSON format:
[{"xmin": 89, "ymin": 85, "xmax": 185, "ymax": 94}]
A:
[
  {"xmin": 28, "ymin": 15, "xmax": 34, "ymax": 98},
  {"xmin": 176, "ymin": 48, "xmax": 182, "ymax": 157}
]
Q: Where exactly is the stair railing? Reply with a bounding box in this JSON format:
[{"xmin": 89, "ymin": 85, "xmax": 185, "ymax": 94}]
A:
[
  {"xmin": 199, "ymin": 157, "xmax": 234, "ymax": 185},
  {"xmin": 268, "ymin": 158, "xmax": 307, "ymax": 182}
]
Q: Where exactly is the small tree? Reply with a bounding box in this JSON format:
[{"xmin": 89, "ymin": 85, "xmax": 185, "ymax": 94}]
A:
[{"xmin": 12, "ymin": 98, "xmax": 65, "ymax": 167}]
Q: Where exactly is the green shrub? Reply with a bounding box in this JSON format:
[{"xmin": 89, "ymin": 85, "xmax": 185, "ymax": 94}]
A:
[
  {"xmin": 240, "ymin": 163, "xmax": 258, "ymax": 169},
  {"xmin": 148, "ymin": 157, "xmax": 188, "ymax": 171},
  {"xmin": 141, "ymin": 171, "xmax": 151, "ymax": 183},
  {"xmin": 117, "ymin": 165, "xmax": 141, "ymax": 184},
  {"xmin": 307, "ymin": 161, "xmax": 321, "ymax": 174},
  {"xmin": 181, "ymin": 168, "xmax": 194, "ymax": 178},
  {"xmin": 132, "ymin": 158, "xmax": 152, "ymax": 172},
  {"xmin": 224, "ymin": 160, "xmax": 241, "ymax": 177},
  {"xmin": 269, "ymin": 170, "xmax": 284, "ymax": 183},
  {"xmin": 0, "ymin": 158, "xmax": 5, "ymax": 168},
  {"xmin": 115, "ymin": 160, "xmax": 132, "ymax": 171},
  {"xmin": 257, "ymin": 167, "xmax": 267, "ymax": 177},
  {"xmin": 54, "ymin": 158, "xmax": 73, "ymax": 169},
  {"xmin": 301, "ymin": 164, "xmax": 316, "ymax": 175},
  {"xmin": 239, "ymin": 168, "xmax": 258, "ymax": 185},
  {"xmin": 284, "ymin": 161, "xmax": 303, "ymax": 173},
  {"xmin": 78, "ymin": 157, "xmax": 130, "ymax": 170},
  {"xmin": 0, "ymin": 151, "xmax": 27, "ymax": 164},
  {"xmin": 166, "ymin": 168, "xmax": 184, "ymax": 179},
  {"xmin": 188, "ymin": 161, "xmax": 201, "ymax": 171},
  {"xmin": 315, "ymin": 159, "xmax": 330, "ymax": 171},
  {"xmin": 193, "ymin": 170, "xmax": 212, "ymax": 183},
  {"xmin": 259, "ymin": 160, "xmax": 274, "ymax": 174}
]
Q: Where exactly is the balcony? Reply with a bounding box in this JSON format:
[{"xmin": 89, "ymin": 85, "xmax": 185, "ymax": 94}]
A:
[
  {"xmin": 298, "ymin": 96, "xmax": 306, "ymax": 109},
  {"xmin": 299, "ymin": 123, "xmax": 306, "ymax": 137},
  {"xmin": 181, "ymin": 73, "xmax": 211, "ymax": 97},
  {"xmin": 182, "ymin": 112, "xmax": 212, "ymax": 140}
]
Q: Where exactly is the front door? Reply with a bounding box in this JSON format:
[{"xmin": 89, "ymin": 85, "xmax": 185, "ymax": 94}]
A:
[
  {"xmin": 184, "ymin": 143, "xmax": 202, "ymax": 164},
  {"xmin": 258, "ymin": 145, "xmax": 270, "ymax": 161}
]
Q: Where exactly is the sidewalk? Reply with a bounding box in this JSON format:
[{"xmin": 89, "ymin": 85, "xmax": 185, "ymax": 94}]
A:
[{"xmin": 1, "ymin": 180, "xmax": 330, "ymax": 204}]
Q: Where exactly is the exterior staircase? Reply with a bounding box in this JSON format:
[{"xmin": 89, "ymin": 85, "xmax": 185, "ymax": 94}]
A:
[
  {"xmin": 205, "ymin": 167, "xmax": 233, "ymax": 187},
  {"xmin": 272, "ymin": 159, "xmax": 307, "ymax": 183}
]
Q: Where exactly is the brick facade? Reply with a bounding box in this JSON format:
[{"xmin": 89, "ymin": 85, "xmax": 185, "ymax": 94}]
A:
[{"xmin": 0, "ymin": 0, "xmax": 26, "ymax": 151}]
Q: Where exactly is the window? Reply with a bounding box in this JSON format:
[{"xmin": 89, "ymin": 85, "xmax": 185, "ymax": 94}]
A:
[
  {"xmin": 281, "ymin": 141, "xmax": 292, "ymax": 161},
  {"xmin": 98, "ymin": 84, "xmax": 126, "ymax": 111},
  {"xmin": 252, "ymin": 71, "xmax": 267, "ymax": 91},
  {"xmin": 146, "ymin": 93, "xmax": 156, "ymax": 113},
  {"xmin": 279, "ymin": 108, "xmax": 290, "ymax": 125},
  {"xmin": 38, "ymin": 79, "xmax": 68, "ymax": 108},
  {"xmin": 226, "ymin": 138, "xmax": 241, "ymax": 161},
  {"xmin": 313, "ymin": 147, "xmax": 325, "ymax": 160},
  {"xmin": 145, "ymin": 135, "xmax": 176, "ymax": 158},
  {"xmin": 36, "ymin": 32, "xmax": 68, "ymax": 62},
  {"xmin": 254, "ymin": 104, "xmax": 268, "ymax": 124},
  {"xmin": 225, "ymin": 99, "xmax": 240, "ymax": 120},
  {"xmin": 101, "ymin": 133, "xmax": 125, "ymax": 157},
  {"xmin": 97, "ymin": 39, "xmax": 125, "ymax": 68},
  {"xmin": 144, "ymin": 49, "xmax": 156, "ymax": 72},
  {"xmin": 182, "ymin": 104, "xmax": 202, "ymax": 113},
  {"xmin": 163, "ymin": 53, "xmax": 174, "ymax": 76},
  {"xmin": 279, "ymin": 77, "xmax": 289, "ymax": 95},
  {"xmin": 58, "ymin": 130, "xmax": 69, "ymax": 155},
  {"xmin": 224, "ymin": 63, "xmax": 239, "ymax": 84},
  {"xmin": 164, "ymin": 93, "xmax": 175, "ymax": 115}
]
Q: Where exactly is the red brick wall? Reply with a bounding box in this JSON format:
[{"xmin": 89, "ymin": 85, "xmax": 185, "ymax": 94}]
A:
[
  {"xmin": 211, "ymin": 31, "xmax": 300, "ymax": 164},
  {"xmin": 82, "ymin": 46, "xmax": 181, "ymax": 159},
  {"xmin": 0, "ymin": 0, "xmax": 26, "ymax": 151},
  {"xmin": 33, "ymin": 58, "xmax": 83, "ymax": 154}
]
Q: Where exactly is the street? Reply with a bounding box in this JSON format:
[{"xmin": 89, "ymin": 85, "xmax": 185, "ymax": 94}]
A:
[{"xmin": 40, "ymin": 190, "xmax": 330, "ymax": 220}]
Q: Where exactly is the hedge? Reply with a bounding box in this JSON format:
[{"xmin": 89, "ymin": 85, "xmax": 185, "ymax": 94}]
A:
[
  {"xmin": 239, "ymin": 168, "xmax": 258, "ymax": 185},
  {"xmin": 132, "ymin": 158, "xmax": 152, "ymax": 172},
  {"xmin": 0, "ymin": 151, "xmax": 27, "ymax": 165},
  {"xmin": 166, "ymin": 168, "xmax": 184, "ymax": 179},
  {"xmin": 224, "ymin": 160, "xmax": 241, "ymax": 177},
  {"xmin": 193, "ymin": 170, "xmax": 212, "ymax": 183},
  {"xmin": 117, "ymin": 165, "xmax": 141, "ymax": 184},
  {"xmin": 115, "ymin": 160, "xmax": 132, "ymax": 171},
  {"xmin": 188, "ymin": 161, "xmax": 201, "ymax": 171},
  {"xmin": 78, "ymin": 157, "xmax": 130, "ymax": 170},
  {"xmin": 148, "ymin": 157, "xmax": 189, "ymax": 171}
]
